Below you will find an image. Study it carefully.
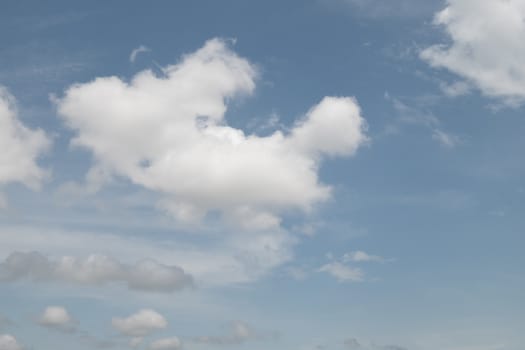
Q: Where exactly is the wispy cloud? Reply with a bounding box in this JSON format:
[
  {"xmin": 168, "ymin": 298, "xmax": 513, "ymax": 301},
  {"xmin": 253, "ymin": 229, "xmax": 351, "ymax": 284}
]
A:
[{"xmin": 129, "ymin": 45, "xmax": 151, "ymax": 63}]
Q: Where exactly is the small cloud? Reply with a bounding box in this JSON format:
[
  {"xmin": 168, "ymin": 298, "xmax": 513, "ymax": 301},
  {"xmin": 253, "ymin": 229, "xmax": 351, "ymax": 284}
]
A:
[
  {"xmin": 112, "ymin": 309, "xmax": 167, "ymax": 337},
  {"xmin": 432, "ymin": 129, "xmax": 462, "ymax": 149},
  {"xmin": 286, "ymin": 266, "xmax": 308, "ymax": 281},
  {"xmin": 318, "ymin": 262, "xmax": 364, "ymax": 282},
  {"xmin": 343, "ymin": 251, "xmax": 389, "ymax": 263},
  {"xmin": 37, "ymin": 306, "xmax": 76, "ymax": 333},
  {"xmin": 149, "ymin": 337, "xmax": 182, "ymax": 350},
  {"xmin": 344, "ymin": 338, "xmax": 362, "ymax": 350},
  {"xmin": 439, "ymin": 80, "xmax": 471, "ymax": 97},
  {"xmin": 129, "ymin": 45, "xmax": 151, "ymax": 63}
]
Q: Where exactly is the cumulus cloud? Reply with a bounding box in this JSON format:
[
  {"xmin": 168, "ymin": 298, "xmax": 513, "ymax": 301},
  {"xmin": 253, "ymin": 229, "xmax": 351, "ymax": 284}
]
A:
[
  {"xmin": 421, "ymin": 0, "xmax": 525, "ymax": 104},
  {"xmin": 112, "ymin": 309, "xmax": 167, "ymax": 337},
  {"xmin": 0, "ymin": 251, "xmax": 193, "ymax": 292},
  {"xmin": 149, "ymin": 337, "xmax": 182, "ymax": 350},
  {"xmin": 318, "ymin": 262, "xmax": 364, "ymax": 282},
  {"xmin": 130, "ymin": 45, "xmax": 151, "ymax": 63},
  {"xmin": 0, "ymin": 87, "xmax": 50, "ymax": 195},
  {"xmin": 0, "ymin": 334, "xmax": 23, "ymax": 350},
  {"xmin": 37, "ymin": 306, "xmax": 75, "ymax": 332},
  {"xmin": 56, "ymin": 38, "xmax": 368, "ymax": 230}
]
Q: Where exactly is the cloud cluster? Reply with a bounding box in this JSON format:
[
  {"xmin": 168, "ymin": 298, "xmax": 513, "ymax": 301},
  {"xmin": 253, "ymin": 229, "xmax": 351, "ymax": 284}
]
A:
[
  {"xmin": 0, "ymin": 87, "xmax": 50, "ymax": 195},
  {"xmin": 56, "ymin": 38, "xmax": 368, "ymax": 230},
  {"xmin": 0, "ymin": 334, "xmax": 23, "ymax": 350},
  {"xmin": 0, "ymin": 251, "xmax": 193, "ymax": 292},
  {"xmin": 421, "ymin": 0, "xmax": 525, "ymax": 104},
  {"xmin": 112, "ymin": 309, "xmax": 167, "ymax": 337}
]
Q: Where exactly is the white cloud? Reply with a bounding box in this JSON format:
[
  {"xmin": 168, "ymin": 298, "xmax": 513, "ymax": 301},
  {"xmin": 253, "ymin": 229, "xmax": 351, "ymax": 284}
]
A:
[
  {"xmin": 0, "ymin": 251, "xmax": 193, "ymax": 292},
  {"xmin": 318, "ymin": 262, "xmax": 364, "ymax": 282},
  {"xmin": 0, "ymin": 87, "xmax": 50, "ymax": 193},
  {"xmin": 112, "ymin": 309, "xmax": 167, "ymax": 337},
  {"xmin": 37, "ymin": 306, "xmax": 75, "ymax": 332},
  {"xmin": 432, "ymin": 129, "xmax": 461, "ymax": 148},
  {"xmin": 343, "ymin": 251, "xmax": 386, "ymax": 263},
  {"xmin": 0, "ymin": 334, "xmax": 23, "ymax": 350},
  {"xmin": 56, "ymin": 38, "xmax": 368, "ymax": 230},
  {"xmin": 149, "ymin": 337, "xmax": 182, "ymax": 350},
  {"xmin": 130, "ymin": 45, "xmax": 151, "ymax": 63},
  {"xmin": 421, "ymin": 0, "xmax": 525, "ymax": 104}
]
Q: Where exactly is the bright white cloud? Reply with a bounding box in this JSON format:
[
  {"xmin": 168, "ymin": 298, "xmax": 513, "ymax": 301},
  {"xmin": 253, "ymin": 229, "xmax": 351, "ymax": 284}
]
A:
[
  {"xmin": 0, "ymin": 334, "xmax": 23, "ymax": 350},
  {"xmin": 0, "ymin": 87, "xmax": 50, "ymax": 193},
  {"xmin": 0, "ymin": 251, "xmax": 193, "ymax": 292},
  {"xmin": 112, "ymin": 309, "xmax": 167, "ymax": 337},
  {"xmin": 130, "ymin": 45, "xmax": 151, "ymax": 63},
  {"xmin": 37, "ymin": 306, "xmax": 74, "ymax": 332},
  {"xmin": 421, "ymin": 0, "xmax": 525, "ymax": 104},
  {"xmin": 56, "ymin": 38, "xmax": 368, "ymax": 230},
  {"xmin": 318, "ymin": 262, "xmax": 364, "ymax": 282},
  {"xmin": 149, "ymin": 337, "xmax": 182, "ymax": 350}
]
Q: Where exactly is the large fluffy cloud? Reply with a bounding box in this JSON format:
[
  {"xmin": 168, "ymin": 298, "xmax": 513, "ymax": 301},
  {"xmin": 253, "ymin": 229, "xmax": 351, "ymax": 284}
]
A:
[
  {"xmin": 421, "ymin": 0, "xmax": 525, "ymax": 103},
  {"xmin": 0, "ymin": 87, "xmax": 50, "ymax": 194},
  {"xmin": 56, "ymin": 38, "xmax": 368, "ymax": 229},
  {"xmin": 0, "ymin": 251, "xmax": 193, "ymax": 292},
  {"xmin": 112, "ymin": 309, "xmax": 167, "ymax": 337}
]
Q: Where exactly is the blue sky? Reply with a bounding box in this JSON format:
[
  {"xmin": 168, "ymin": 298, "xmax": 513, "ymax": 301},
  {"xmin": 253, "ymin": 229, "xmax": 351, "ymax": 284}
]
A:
[{"xmin": 0, "ymin": 1, "xmax": 524, "ymax": 350}]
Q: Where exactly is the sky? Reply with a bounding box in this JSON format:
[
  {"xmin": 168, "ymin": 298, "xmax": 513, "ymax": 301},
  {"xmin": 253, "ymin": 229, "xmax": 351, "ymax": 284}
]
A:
[{"xmin": 0, "ymin": 1, "xmax": 524, "ymax": 350}]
